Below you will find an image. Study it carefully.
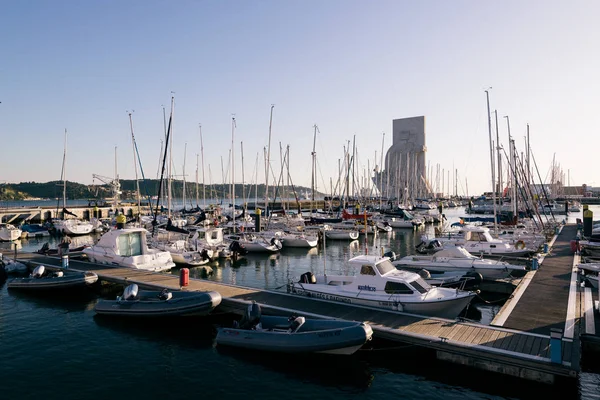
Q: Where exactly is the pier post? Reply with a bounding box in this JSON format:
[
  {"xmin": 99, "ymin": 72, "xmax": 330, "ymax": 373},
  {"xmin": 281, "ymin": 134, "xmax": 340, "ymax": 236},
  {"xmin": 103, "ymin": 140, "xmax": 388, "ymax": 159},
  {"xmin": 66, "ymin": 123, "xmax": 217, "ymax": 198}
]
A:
[
  {"xmin": 550, "ymin": 328, "xmax": 563, "ymax": 364},
  {"xmin": 255, "ymin": 208, "xmax": 261, "ymax": 232},
  {"xmin": 583, "ymin": 205, "xmax": 593, "ymax": 237}
]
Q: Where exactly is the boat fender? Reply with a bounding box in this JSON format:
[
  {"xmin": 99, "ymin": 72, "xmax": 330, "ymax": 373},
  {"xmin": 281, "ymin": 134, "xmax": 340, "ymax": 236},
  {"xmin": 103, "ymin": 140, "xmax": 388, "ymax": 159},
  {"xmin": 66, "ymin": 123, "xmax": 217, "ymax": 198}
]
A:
[
  {"xmin": 158, "ymin": 288, "xmax": 172, "ymax": 301},
  {"xmin": 418, "ymin": 269, "xmax": 431, "ymax": 279},
  {"xmin": 53, "ymin": 271, "xmax": 64, "ymax": 278},
  {"xmin": 31, "ymin": 265, "xmax": 45, "ymax": 278},
  {"xmin": 122, "ymin": 284, "xmax": 139, "ymax": 301},
  {"xmin": 288, "ymin": 316, "xmax": 305, "ymax": 333},
  {"xmin": 515, "ymin": 240, "xmax": 526, "ymax": 250}
]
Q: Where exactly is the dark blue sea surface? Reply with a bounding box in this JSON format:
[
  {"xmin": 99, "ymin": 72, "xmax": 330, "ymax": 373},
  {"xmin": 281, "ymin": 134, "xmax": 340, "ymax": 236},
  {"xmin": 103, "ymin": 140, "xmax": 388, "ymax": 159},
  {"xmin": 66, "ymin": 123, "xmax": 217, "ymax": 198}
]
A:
[{"xmin": 0, "ymin": 206, "xmax": 597, "ymax": 399}]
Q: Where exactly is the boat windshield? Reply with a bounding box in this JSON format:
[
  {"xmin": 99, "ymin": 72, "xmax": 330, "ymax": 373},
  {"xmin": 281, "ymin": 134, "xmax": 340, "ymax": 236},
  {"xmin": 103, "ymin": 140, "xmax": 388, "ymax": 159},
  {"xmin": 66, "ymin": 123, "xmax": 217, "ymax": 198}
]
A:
[
  {"xmin": 375, "ymin": 259, "xmax": 397, "ymax": 275},
  {"xmin": 410, "ymin": 278, "xmax": 432, "ymax": 294}
]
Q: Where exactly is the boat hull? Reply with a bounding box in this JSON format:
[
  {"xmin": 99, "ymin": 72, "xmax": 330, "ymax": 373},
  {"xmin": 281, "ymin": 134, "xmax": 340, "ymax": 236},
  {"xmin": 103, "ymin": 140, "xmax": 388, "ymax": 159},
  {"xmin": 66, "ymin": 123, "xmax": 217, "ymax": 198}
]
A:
[
  {"xmin": 95, "ymin": 290, "xmax": 222, "ymax": 317},
  {"xmin": 7, "ymin": 271, "xmax": 98, "ymax": 290},
  {"xmin": 216, "ymin": 316, "xmax": 372, "ymax": 355},
  {"xmin": 288, "ymin": 284, "xmax": 474, "ymax": 319}
]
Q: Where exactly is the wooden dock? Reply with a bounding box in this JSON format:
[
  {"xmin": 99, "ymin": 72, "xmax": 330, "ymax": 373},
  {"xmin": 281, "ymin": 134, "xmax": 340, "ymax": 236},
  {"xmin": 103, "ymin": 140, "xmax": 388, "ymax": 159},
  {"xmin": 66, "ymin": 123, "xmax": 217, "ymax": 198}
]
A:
[{"xmin": 14, "ymin": 247, "xmax": 581, "ymax": 385}]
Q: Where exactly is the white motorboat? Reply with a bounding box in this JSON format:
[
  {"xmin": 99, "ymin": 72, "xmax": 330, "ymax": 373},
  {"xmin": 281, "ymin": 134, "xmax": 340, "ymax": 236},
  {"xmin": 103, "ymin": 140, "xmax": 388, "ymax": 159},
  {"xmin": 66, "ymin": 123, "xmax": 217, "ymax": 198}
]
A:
[
  {"xmin": 287, "ymin": 254, "xmax": 476, "ymax": 319},
  {"xmin": 0, "ymin": 223, "xmax": 22, "ymax": 242},
  {"xmin": 225, "ymin": 233, "xmax": 282, "ymax": 253},
  {"xmin": 53, "ymin": 219, "xmax": 94, "ymax": 236},
  {"xmin": 150, "ymin": 239, "xmax": 212, "ymax": 266},
  {"xmin": 323, "ymin": 223, "xmax": 360, "ymax": 240},
  {"xmin": 83, "ymin": 227, "xmax": 175, "ymax": 272},
  {"xmin": 276, "ymin": 230, "xmax": 319, "ymax": 248},
  {"xmin": 391, "ymin": 246, "xmax": 527, "ymax": 280},
  {"xmin": 426, "ymin": 225, "xmax": 536, "ymax": 257}
]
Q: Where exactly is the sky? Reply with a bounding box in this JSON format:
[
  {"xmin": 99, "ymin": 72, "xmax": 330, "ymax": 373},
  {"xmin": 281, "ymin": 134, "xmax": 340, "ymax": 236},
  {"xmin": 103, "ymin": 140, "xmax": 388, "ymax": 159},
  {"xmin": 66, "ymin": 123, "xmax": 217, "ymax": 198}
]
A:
[{"xmin": 1, "ymin": 0, "xmax": 598, "ymax": 196}]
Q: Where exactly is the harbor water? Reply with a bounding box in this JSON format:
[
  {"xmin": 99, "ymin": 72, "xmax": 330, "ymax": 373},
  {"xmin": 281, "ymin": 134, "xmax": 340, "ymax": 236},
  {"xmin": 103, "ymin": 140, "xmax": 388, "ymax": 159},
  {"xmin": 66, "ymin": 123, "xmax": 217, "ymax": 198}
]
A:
[{"xmin": 1, "ymin": 206, "xmax": 599, "ymax": 399}]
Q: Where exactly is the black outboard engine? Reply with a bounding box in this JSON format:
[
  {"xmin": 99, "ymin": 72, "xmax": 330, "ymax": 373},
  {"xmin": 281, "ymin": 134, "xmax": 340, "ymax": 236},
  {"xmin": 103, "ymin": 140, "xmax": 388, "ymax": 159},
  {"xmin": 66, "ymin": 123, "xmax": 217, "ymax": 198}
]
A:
[
  {"xmin": 299, "ymin": 271, "xmax": 316, "ymax": 284},
  {"xmin": 383, "ymin": 251, "xmax": 397, "ymax": 261},
  {"xmin": 158, "ymin": 288, "xmax": 173, "ymax": 301},
  {"xmin": 240, "ymin": 301, "xmax": 262, "ymax": 329},
  {"xmin": 287, "ymin": 315, "xmax": 306, "ymax": 333}
]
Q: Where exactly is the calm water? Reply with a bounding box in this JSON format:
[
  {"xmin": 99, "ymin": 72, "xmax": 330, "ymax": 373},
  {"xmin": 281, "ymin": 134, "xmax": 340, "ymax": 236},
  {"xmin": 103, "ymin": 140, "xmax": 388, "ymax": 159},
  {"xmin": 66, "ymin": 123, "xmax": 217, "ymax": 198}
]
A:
[{"xmin": 1, "ymin": 206, "xmax": 598, "ymax": 399}]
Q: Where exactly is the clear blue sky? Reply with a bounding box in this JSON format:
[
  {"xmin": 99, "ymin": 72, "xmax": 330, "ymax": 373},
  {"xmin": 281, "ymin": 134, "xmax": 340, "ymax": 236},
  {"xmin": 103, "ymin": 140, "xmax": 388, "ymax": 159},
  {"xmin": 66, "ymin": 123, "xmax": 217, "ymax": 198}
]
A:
[{"xmin": 1, "ymin": 1, "xmax": 598, "ymax": 196}]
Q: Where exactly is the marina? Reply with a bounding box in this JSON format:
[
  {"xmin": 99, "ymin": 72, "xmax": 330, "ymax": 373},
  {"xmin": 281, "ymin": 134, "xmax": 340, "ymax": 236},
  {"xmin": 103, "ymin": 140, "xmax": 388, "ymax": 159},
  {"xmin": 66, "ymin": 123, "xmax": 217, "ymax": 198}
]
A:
[{"xmin": 2, "ymin": 214, "xmax": 593, "ymax": 387}]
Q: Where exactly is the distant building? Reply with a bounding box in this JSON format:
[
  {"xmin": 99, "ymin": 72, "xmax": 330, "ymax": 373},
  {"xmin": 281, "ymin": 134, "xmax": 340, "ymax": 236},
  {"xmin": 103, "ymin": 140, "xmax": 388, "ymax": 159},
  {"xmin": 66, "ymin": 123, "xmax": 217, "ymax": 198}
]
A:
[{"xmin": 375, "ymin": 116, "xmax": 429, "ymax": 201}]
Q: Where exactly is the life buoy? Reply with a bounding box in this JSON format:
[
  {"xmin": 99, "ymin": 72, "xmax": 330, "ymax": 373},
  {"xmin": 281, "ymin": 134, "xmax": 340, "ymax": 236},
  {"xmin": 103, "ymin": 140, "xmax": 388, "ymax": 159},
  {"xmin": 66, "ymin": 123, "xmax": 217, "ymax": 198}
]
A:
[{"xmin": 515, "ymin": 240, "xmax": 526, "ymax": 250}]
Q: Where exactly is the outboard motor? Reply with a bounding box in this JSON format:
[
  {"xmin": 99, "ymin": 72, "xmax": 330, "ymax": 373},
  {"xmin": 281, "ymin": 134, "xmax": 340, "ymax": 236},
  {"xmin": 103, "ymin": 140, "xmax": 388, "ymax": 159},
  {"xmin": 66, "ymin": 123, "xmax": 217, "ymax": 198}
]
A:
[
  {"xmin": 122, "ymin": 284, "xmax": 139, "ymax": 301},
  {"xmin": 31, "ymin": 265, "xmax": 45, "ymax": 278},
  {"xmin": 229, "ymin": 241, "xmax": 248, "ymax": 256},
  {"xmin": 288, "ymin": 316, "xmax": 306, "ymax": 333},
  {"xmin": 240, "ymin": 301, "xmax": 262, "ymax": 329},
  {"xmin": 158, "ymin": 288, "xmax": 173, "ymax": 301},
  {"xmin": 299, "ymin": 271, "xmax": 316, "ymax": 284},
  {"xmin": 383, "ymin": 251, "xmax": 397, "ymax": 261}
]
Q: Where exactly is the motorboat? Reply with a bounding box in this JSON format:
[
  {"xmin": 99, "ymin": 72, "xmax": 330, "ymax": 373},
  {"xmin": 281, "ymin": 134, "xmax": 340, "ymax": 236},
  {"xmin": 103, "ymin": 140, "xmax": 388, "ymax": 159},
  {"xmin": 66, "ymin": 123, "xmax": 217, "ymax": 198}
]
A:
[
  {"xmin": 83, "ymin": 227, "xmax": 175, "ymax": 272},
  {"xmin": 425, "ymin": 225, "xmax": 537, "ymax": 257},
  {"xmin": 287, "ymin": 254, "xmax": 476, "ymax": 319},
  {"xmin": 7, "ymin": 265, "xmax": 98, "ymax": 290},
  {"xmin": 150, "ymin": 238, "xmax": 212, "ymax": 266},
  {"xmin": 391, "ymin": 246, "xmax": 527, "ymax": 280},
  {"xmin": 216, "ymin": 302, "xmax": 373, "ymax": 355},
  {"xmin": 0, "ymin": 223, "xmax": 22, "ymax": 242},
  {"xmin": 19, "ymin": 223, "xmax": 50, "ymax": 239},
  {"xmin": 52, "ymin": 219, "xmax": 94, "ymax": 235},
  {"xmin": 94, "ymin": 283, "xmax": 222, "ymax": 317},
  {"xmin": 275, "ymin": 230, "xmax": 319, "ymax": 248},
  {"xmin": 225, "ymin": 233, "xmax": 282, "ymax": 253},
  {"xmin": 322, "ymin": 224, "xmax": 360, "ymax": 240},
  {"xmin": 0, "ymin": 254, "xmax": 28, "ymax": 274}
]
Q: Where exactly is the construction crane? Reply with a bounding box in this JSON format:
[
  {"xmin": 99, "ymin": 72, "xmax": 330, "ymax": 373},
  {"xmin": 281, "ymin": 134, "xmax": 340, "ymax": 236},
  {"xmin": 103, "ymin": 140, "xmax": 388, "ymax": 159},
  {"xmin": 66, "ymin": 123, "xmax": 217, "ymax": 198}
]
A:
[{"xmin": 92, "ymin": 174, "xmax": 121, "ymax": 209}]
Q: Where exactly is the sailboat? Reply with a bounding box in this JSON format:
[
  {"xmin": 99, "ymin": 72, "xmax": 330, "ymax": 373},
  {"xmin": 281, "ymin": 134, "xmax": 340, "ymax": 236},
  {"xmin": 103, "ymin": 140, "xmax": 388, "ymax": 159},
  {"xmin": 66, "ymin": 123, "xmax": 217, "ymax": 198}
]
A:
[{"xmin": 52, "ymin": 130, "xmax": 94, "ymax": 236}]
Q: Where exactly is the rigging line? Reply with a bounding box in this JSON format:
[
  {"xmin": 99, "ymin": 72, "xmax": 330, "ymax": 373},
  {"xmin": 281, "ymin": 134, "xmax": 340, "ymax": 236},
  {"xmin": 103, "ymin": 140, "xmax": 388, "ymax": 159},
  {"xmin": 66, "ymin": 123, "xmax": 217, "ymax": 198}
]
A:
[
  {"xmin": 152, "ymin": 113, "xmax": 173, "ymax": 237},
  {"xmin": 529, "ymin": 147, "xmax": 556, "ymax": 222}
]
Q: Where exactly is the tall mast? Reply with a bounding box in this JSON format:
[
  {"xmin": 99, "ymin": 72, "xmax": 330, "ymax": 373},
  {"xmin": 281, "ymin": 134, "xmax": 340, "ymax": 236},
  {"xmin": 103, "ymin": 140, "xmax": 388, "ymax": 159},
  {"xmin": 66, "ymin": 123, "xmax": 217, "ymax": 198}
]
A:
[
  {"xmin": 182, "ymin": 142, "xmax": 187, "ymax": 210},
  {"xmin": 241, "ymin": 141, "xmax": 246, "ymax": 209},
  {"xmin": 62, "ymin": 129, "xmax": 67, "ymax": 211},
  {"xmin": 265, "ymin": 105, "xmax": 274, "ymax": 214},
  {"xmin": 504, "ymin": 115, "xmax": 516, "ymax": 216},
  {"xmin": 195, "ymin": 153, "xmax": 199, "ymax": 207},
  {"xmin": 128, "ymin": 112, "xmax": 141, "ymax": 218},
  {"xmin": 379, "ymin": 132, "xmax": 385, "ymax": 209},
  {"xmin": 114, "ymin": 146, "xmax": 119, "ymax": 209},
  {"xmin": 311, "ymin": 124, "xmax": 317, "ymax": 218},
  {"xmin": 494, "ymin": 110, "xmax": 502, "ymax": 201},
  {"xmin": 231, "ymin": 116, "xmax": 236, "ymax": 232},
  {"xmin": 485, "ymin": 89, "xmax": 498, "ymax": 233},
  {"xmin": 199, "ymin": 124, "xmax": 206, "ymax": 209},
  {"xmin": 167, "ymin": 96, "xmax": 174, "ymax": 219}
]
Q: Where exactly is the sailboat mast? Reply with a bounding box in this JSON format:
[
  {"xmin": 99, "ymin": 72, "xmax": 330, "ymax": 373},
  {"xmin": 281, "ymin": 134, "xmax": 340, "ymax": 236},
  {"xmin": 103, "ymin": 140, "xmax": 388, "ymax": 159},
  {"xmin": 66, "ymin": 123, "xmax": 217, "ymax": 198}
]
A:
[
  {"xmin": 231, "ymin": 116, "xmax": 236, "ymax": 232},
  {"xmin": 183, "ymin": 142, "xmax": 187, "ymax": 210},
  {"xmin": 485, "ymin": 89, "xmax": 498, "ymax": 233},
  {"xmin": 168, "ymin": 96, "xmax": 174, "ymax": 219},
  {"xmin": 114, "ymin": 146, "xmax": 119, "ymax": 210},
  {"xmin": 311, "ymin": 125, "xmax": 317, "ymax": 217},
  {"xmin": 62, "ymin": 129, "xmax": 67, "ymax": 212},
  {"xmin": 199, "ymin": 124, "xmax": 206, "ymax": 208},
  {"xmin": 129, "ymin": 112, "xmax": 141, "ymax": 217},
  {"xmin": 241, "ymin": 141, "xmax": 246, "ymax": 209},
  {"xmin": 265, "ymin": 105, "xmax": 274, "ymax": 215}
]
